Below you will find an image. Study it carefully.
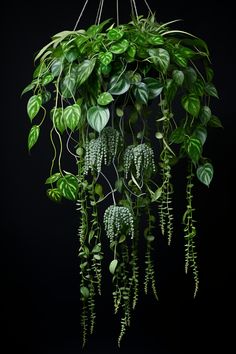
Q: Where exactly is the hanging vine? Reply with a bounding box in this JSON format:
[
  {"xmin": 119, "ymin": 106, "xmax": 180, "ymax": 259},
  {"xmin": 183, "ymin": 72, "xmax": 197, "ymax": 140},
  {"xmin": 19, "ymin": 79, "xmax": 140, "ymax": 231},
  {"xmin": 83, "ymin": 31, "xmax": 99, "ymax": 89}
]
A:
[{"xmin": 23, "ymin": 1, "xmax": 220, "ymax": 346}]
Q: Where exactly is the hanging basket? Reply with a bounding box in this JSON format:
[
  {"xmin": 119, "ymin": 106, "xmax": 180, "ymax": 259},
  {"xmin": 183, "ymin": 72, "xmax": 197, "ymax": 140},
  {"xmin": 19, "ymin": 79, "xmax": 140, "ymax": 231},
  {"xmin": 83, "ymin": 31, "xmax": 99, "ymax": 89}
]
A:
[{"xmin": 22, "ymin": 0, "xmax": 221, "ymax": 346}]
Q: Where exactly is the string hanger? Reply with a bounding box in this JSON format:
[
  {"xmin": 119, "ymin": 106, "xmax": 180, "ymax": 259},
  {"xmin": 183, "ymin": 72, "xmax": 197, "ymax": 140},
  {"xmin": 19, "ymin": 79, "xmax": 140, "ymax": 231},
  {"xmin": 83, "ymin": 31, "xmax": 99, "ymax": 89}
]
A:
[{"xmin": 73, "ymin": 0, "xmax": 154, "ymax": 30}]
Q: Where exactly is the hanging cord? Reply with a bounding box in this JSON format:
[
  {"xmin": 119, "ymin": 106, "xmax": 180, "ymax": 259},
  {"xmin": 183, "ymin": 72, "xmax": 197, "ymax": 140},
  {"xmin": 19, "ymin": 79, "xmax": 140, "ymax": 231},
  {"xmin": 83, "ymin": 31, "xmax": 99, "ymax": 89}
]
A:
[
  {"xmin": 96, "ymin": 0, "xmax": 105, "ymax": 25},
  {"xmin": 131, "ymin": 0, "xmax": 139, "ymax": 19},
  {"xmin": 73, "ymin": 0, "xmax": 89, "ymax": 30},
  {"xmin": 143, "ymin": 0, "xmax": 154, "ymax": 15},
  {"xmin": 116, "ymin": 0, "xmax": 119, "ymax": 26}
]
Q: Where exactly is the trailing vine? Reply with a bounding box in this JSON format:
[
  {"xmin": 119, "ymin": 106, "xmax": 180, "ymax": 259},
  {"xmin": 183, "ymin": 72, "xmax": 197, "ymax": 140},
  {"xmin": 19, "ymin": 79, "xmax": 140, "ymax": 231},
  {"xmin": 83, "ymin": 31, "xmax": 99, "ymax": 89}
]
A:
[{"xmin": 23, "ymin": 5, "xmax": 220, "ymax": 346}]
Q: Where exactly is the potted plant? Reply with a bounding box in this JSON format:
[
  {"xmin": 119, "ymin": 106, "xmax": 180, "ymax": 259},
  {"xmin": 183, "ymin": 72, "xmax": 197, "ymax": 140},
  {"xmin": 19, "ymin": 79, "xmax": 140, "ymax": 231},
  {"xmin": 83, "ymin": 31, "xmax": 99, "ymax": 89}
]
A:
[{"xmin": 22, "ymin": 3, "xmax": 221, "ymax": 346}]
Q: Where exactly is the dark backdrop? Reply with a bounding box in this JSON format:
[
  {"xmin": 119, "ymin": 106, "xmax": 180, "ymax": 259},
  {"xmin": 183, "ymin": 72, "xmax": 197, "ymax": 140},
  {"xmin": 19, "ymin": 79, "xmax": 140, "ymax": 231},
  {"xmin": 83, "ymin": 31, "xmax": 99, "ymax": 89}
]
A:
[{"xmin": 1, "ymin": 1, "xmax": 235, "ymax": 353}]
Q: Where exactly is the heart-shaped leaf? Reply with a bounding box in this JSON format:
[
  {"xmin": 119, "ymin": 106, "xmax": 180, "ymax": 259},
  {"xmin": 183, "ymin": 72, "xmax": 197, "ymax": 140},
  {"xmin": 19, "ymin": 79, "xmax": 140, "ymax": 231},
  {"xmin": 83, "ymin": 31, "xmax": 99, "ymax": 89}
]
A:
[
  {"xmin": 182, "ymin": 94, "xmax": 200, "ymax": 117},
  {"xmin": 133, "ymin": 82, "xmax": 149, "ymax": 104},
  {"xmin": 148, "ymin": 48, "xmax": 170, "ymax": 72},
  {"xmin": 98, "ymin": 51, "xmax": 113, "ymax": 66},
  {"xmin": 51, "ymin": 107, "xmax": 65, "ymax": 134},
  {"xmin": 97, "ymin": 92, "xmax": 114, "ymax": 106},
  {"xmin": 63, "ymin": 104, "xmax": 81, "ymax": 131},
  {"xmin": 109, "ymin": 75, "xmax": 130, "ymax": 95},
  {"xmin": 172, "ymin": 70, "xmax": 184, "ymax": 86},
  {"xmin": 197, "ymin": 163, "xmax": 214, "ymax": 187},
  {"xmin": 57, "ymin": 174, "xmax": 79, "ymax": 201},
  {"xmin": 28, "ymin": 125, "xmax": 40, "ymax": 151},
  {"xmin": 76, "ymin": 59, "xmax": 96, "ymax": 87},
  {"xmin": 87, "ymin": 106, "xmax": 110, "ymax": 133},
  {"xmin": 186, "ymin": 137, "xmax": 202, "ymax": 163},
  {"xmin": 143, "ymin": 77, "xmax": 163, "ymax": 99},
  {"xmin": 47, "ymin": 188, "xmax": 62, "ymax": 202},
  {"xmin": 27, "ymin": 95, "xmax": 42, "ymax": 121}
]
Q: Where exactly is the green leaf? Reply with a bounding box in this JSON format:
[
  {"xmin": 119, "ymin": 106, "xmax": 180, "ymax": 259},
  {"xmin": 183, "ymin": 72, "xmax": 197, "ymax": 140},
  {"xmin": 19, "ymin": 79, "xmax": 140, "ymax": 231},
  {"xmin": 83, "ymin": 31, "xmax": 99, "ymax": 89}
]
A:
[
  {"xmin": 200, "ymin": 106, "xmax": 212, "ymax": 125},
  {"xmin": 76, "ymin": 59, "xmax": 96, "ymax": 87},
  {"xmin": 45, "ymin": 173, "xmax": 61, "ymax": 184},
  {"xmin": 27, "ymin": 95, "xmax": 42, "ymax": 121},
  {"xmin": 95, "ymin": 183, "xmax": 104, "ymax": 198},
  {"xmin": 193, "ymin": 126, "xmax": 207, "ymax": 145},
  {"xmin": 208, "ymin": 115, "xmax": 223, "ymax": 128},
  {"xmin": 28, "ymin": 125, "xmax": 40, "ymax": 151},
  {"xmin": 57, "ymin": 174, "xmax": 79, "ymax": 201},
  {"xmin": 186, "ymin": 137, "xmax": 202, "ymax": 163},
  {"xmin": 182, "ymin": 94, "xmax": 200, "ymax": 117},
  {"xmin": 80, "ymin": 286, "xmax": 90, "ymax": 299},
  {"xmin": 107, "ymin": 28, "xmax": 124, "ymax": 41},
  {"xmin": 165, "ymin": 79, "xmax": 177, "ymax": 103},
  {"xmin": 184, "ymin": 67, "xmax": 197, "ymax": 89},
  {"xmin": 60, "ymin": 74, "xmax": 76, "ymax": 98},
  {"xmin": 197, "ymin": 163, "xmax": 214, "ymax": 187},
  {"xmin": 42, "ymin": 91, "xmax": 51, "ymax": 104},
  {"xmin": 98, "ymin": 51, "xmax": 113, "ymax": 66},
  {"xmin": 205, "ymin": 67, "xmax": 214, "ymax": 82},
  {"xmin": 125, "ymin": 71, "xmax": 142, "ymax": 84},
  {"xmin": 109, "ymin": 259, "xmax": 118, "ymax": 274},
  {"xmin": 109, "ymin": 75, "xmax": 130, "ymax": 95},
  {"xmin": 51, "ymin": 108, "xmax": 65, "ymax": 134},
  {"xmin": 133, "ymin": 82, "xmax": 148, "ymax": 104},
  {"xmin": 110, "ymin": 39, "xmax": 129, "ymax": 54},
  {"xmin": 170, "ymin": 127, "xmax": 186, "ymax": 143},
  {"xmin": 87, "ymin": 106, "xmax": 110, "ymax": 133},
  {"xmin": 47, "ymin": 188, "xmax": 62, "ymax": 202},
  {"xmin": 65, "ymin": 47, "xmax": 78, "ymax": 62},
  {"xmin": 143, "ymin": 77, "xmax": 163, "ymax": 99},
  {"xmin": 205, "ymin": 82, "xmax": 219, "ymax": 98},
  {"xmin": 21, "ymin": 81, "xmax": 37, "ymax": 96},
  {"xmin": 127, "ymin": 44, "xmax": 136, "ymax": 58},
  {"xmin": 63, "ymin": 104, "xmax": 81, "ymax": 131},
  {"xmin": 151, "ymin": 187, "xmax": 163, "ymax": 202},
  {"xmin": 172, "ymin": 51, "xmax": 188, "ymax": 68},
  {"xmin": 51, "ymin": 59, "xmax": 63, "ymax": 77},
  {"xmin": 41, "ymin": 73, "xmax": 54, "ymax": 86},
  {"xmin": 97, "ymin": 92, "xmax": 114, "ymax": 106},
  {"xmin": 147, "ymin": 34, "xmax": 164, "ymax": 45},
  {"xmin": 92, "ymin": 243, "xmax": 101, "ymax": 253},
  {"xmin": 172, "ymin": 70, "xmax": 184, "ymax": 86},
  {"xmin": 148, "ymin": 48, "xmax": 170, "ymax": 72},
  {"xmin": 33, "ymin": 62, "xmax": 47, "ymax": 78},
  {"xmin": 192, "ymin": 79, "xmax": 205, "ymax": 96}
]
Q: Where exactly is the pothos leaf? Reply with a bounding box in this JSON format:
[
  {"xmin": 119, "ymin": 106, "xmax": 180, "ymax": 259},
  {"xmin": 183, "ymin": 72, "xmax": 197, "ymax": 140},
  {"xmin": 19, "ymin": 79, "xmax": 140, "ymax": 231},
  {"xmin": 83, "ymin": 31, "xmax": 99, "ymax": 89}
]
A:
[
  {"xmin": 143, "ymin": 77, "xmax": 163, "ymax": 99},
  {"xmin": 51, "ymin": 107, "xmax": 65, "ymax": 134},
  {"xmin": 200, "ymin": 106, "xmax": 212, "ymax": 125},
  {"xmin": 148, "ymin": 48, "xmax": 170, "ymax": 72},
  {"xmin": 60, "ymin": 74, "xmax": 76, "ymax": 98},
  {"xmin": 107, "ymin": 28, "xmax": 124, "ymax": 41},
  {"xmin": 98, "ymin": 51, "xmax": 113, "ymax": 66},
  {"xmin": 57, "ymin": 174, "xmax": 79, "ymax": 201},
  {"xmin": 63, "ymin": 104, "xmax": 81, "ymax": 131},
  {"xmin": 197, "ymin": 162, "xmax": 214, "ymax": 187},
  {"xmin": 172, "ymin": 70, "xmax": 184, "ymax": 85},
  {"xmin": 205, "ymin": 82, "xmax": 219, "ymax": 98},
  {"xmin": 181, "ymin": 94, "xmax": 200, "ymax": 117},
  {"xmin": 186, "ymin": 137, "xmax": 202, "ymax": 163},
  {"xmin": 45, "ymin": 173, "xmax": 61, "ymax": 184},
  {"xmin": 133, "ymin": 82, "xmax": 149, "ymax": 104},
  {"xmin": 97, "ymin": 92, "xmax": 114, "ymax": 106},
  {"xmin": 47, "ymin": 188, "xmax": 62, "ymax": 202},
  {"xmin": 193, "ymin": 126, "xmax": 207, "ymax": 145},
  {"xmin": 87, "ymin": 106, "xmax": 110, "ymax": 133},
  {"xmin": 109, "ymin": 75, "xmax": 130, "ymax": 95},
  {"xmin": 27, "ymin": 94, "xmax": 42, "ymax": 121},
  {"xmin": 76, "ymin": 59, "xmax": 96, "ymax": 87},
  {"xmin": 110, "ymin": 39, "xmax": 129, "ymax": 54},
  {"xmin": 28, "ymin": 125, "xmax": 40, "ymax": 151}
]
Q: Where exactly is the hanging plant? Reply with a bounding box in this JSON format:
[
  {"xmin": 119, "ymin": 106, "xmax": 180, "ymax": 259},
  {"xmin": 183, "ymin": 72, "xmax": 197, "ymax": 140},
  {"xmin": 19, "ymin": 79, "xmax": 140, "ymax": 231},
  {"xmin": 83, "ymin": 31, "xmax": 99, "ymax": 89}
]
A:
[{"xmin": 22, "ymin": 0, "xmax": 221, "ymax": 347}]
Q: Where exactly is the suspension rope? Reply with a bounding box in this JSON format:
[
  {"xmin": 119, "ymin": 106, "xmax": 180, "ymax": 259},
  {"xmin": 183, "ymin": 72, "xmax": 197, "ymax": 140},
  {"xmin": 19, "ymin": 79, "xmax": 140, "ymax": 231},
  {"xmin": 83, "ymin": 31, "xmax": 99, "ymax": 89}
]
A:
[
  {"xmin": 143, "ymin": 0, "xmax": 154, "ymax": 15},
  {"xmin": 73, "ymin": 0, "xmax": 89, "ymax": 30},
  {"xmin": 116, "ymin": 0, "xmax": 119, "ymax": 26},
  {"xmin": 97, "ymin": 0, "xmax": 105, "ymax": 25},
  {"xmin": 95, "ymin": 0, "xmax": 102, "ymax": 25},
  {"xmin": 131, "ymin": 0, "xmax": 139, "ymax": 19}
]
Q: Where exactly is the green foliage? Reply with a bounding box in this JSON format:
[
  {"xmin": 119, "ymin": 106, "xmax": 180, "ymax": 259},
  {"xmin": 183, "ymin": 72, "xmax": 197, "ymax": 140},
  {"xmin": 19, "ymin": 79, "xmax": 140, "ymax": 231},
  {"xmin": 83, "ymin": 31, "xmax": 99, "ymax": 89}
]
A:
[{"xmin": 23, "ymin": 11, "xmax": 219, "ymax": 347}]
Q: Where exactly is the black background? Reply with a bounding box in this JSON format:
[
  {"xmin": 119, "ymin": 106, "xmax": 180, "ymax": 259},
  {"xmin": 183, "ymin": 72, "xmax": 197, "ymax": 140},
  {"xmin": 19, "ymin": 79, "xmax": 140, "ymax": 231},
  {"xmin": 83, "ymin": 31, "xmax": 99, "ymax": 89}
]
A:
[{"xmin": 1, "ymin": 1, "xmax": 235, "ymax": 353}]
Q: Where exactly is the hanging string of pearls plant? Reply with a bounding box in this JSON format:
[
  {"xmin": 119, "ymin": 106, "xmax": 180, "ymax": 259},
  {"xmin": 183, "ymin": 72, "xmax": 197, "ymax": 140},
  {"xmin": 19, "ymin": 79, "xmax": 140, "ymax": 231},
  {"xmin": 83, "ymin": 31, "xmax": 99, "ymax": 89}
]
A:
[{"xmin": 22, "ymin": 0, "xmax": 221, "ymax": 346}]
